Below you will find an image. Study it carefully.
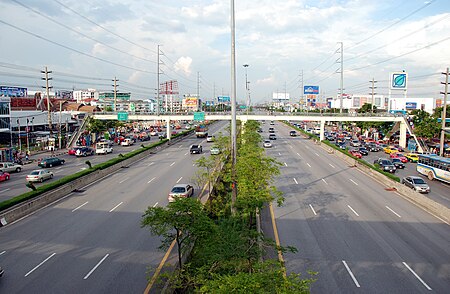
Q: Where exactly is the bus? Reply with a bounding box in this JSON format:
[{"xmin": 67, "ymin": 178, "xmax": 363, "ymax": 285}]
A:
[{"xmin": 417, "ymin": 154, "xmax": 450, "ymax": 183}]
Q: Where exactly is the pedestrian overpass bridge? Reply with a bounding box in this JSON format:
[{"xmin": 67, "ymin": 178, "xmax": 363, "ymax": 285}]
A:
[{"xmin": 92, "ymin": 112, "xmax": 423, "ymax": 152}]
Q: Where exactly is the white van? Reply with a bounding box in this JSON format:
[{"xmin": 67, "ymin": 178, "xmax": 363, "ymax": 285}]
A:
[{"xmin": 96, "ymin": 142, "xmax": 113, "ymax": 154}]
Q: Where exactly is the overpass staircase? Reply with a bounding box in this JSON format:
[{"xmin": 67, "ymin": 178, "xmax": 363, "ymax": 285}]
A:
[
  {"xmin": 383, "ymin": 118, "xmax": 428, "ymax": 153},
  {"xmin": 66, "ymin": 115, "xmax": 90, "ymax": 149}
]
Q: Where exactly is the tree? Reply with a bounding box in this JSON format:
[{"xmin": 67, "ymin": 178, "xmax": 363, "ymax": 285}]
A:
[
  {"xmin": 105, "ymin": 106, "xmax": 113, "ymax": 112},
  {"xmin": 358, "ymin": 103, "xmax": 377, "ymax": 113},
  {"xmin": 414, "ymin": 116, "xmax": 441, "ymax": 139},
  {"xmin": 141, "ymin": 197, "xmax": 215, "ymax": 269}
]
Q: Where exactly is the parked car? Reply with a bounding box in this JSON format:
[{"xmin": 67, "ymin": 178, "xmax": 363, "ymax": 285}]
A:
[
  {"xmin": 168, "ymin": 184, "xmax": 194, "ymax": 202},
  {"xmin": 373, "ymin": 158, "xmax": 396, "ymax": 173},
  {"xmin": 358, "ymin": 147, "xmax": 369, "ymax": 156},
  {"xmin": 349, "ymin": 149, "xmax": 362, "ymax": 159},
  {"xmin": 269, "ymin": 134, "xmax": 277, "ymax": 140},
  {"xmin": 75, "ymin": 147, "xmax": 95, "ymax": 157},
  {"xmin": 38, "ymin": 157, "xmax": 65, "ymax": 168},
  {"xmin": 263, "ymin": 140, "xmax": 272, "ymax": 148},
  {"xmin": 210, "ymin": 146, "xmax": 221, "ymax": 155},
  {"xmin": 289, "ymin": 130, "xmax": 297, "ymax": 137},
  {"xmin": 402, "ymin": 176, "xmax": 430, "ymax": 193},
  {"xmin": 390, "ymin": 152, "xmax": 408, "ymax": 163},
  {"xmin": 190, "ymin": 144, "xmax": 203, "ymax": 154},
  {"xmin": 0, "ymin": 162, "xmax": 22, "ymax": 173},
  {"xmin": 26, "ymin": 169, "xmax": 54, "ymax": 182},
  {"xmin": 206, "ymin": 135, "xmax": 215, "ymax": 142},
  {"xmin": 391, "ymin": 158, "xmax": 405, "ymax": 169},
  {"xmin": 0, "ymin": 171, "xmax": 10, "ymax": 182},
  {"xmin": 405, "ymin": 153, "xmax": 419, "ymax": 163}
]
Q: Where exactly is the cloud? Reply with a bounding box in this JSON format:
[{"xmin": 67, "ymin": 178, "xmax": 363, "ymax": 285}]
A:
[
  {"xmin": 256, "ymin": 75, "xmax": 275, "ymax": 85},
  {"xmin": 174, "ymin": 57, "xmax": 193, "ymax": 75}
]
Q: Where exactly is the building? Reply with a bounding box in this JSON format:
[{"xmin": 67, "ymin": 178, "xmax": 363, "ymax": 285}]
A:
[
  {"xmin": 73, "ymin": 89, "xmax": 98, "ymax": 103},
  {"xmin": 329, "ymin": 94, "xmax": 389, "ymax": 112}
]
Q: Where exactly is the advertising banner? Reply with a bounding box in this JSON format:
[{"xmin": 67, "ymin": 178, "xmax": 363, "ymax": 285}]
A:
[
  {"xmin": 183, "ymin": 97, "xmax": 198, "ymax": 106},
  {"xmin": 0, "ymin": 86, "xmax": 27, "ymax": 97},
  {"xmin": 405, "ymin": 102, "xmax": 417, "ymax": 109},
  {"xmin": 217, "ymin": 96, "xmax": 230, "ymax": 102},
  {"xmin": 390, "ymin": 72, "xmax": 408, "ymax": 90},
  {"xmin": 272, "ymin": 92, "xmax": 290, "ymax": 100},
  {"xmin": 304, "ymin": 86, "xmax": 319, "ymax": 95}
]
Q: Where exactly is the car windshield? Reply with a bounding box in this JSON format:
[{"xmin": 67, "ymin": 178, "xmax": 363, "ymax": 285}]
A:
[
  {"xmin": 192, "ymin": 145, "xmax": 199, "ymax": 148},
  {"xmin": 30, "ymin": 171, "xmax": 40, "ymax": 175},
  {"xmin": 381, "ymin": 160, "xmax": 391, "ymax": 165},
  {"xmin": 171, "ymin": 187, "xmax": 186, "ymax": 193},
  {"xmin": 412, "ymin": 178, "xmax": 426, "ymax": 184}
]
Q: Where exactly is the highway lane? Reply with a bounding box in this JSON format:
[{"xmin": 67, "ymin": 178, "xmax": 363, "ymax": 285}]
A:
[
  {"xmin": 0, "ymin": 121, "xmax": 227, "ymax": 293},
  {"xmin": 264, "ymin": 122, "xmax": 450, "ymax": 293}
]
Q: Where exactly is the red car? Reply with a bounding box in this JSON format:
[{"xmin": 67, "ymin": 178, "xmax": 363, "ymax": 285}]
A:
[
  {"xmin": 390, "ymin": 152, "xmax": 408, "ymax": 163},
  {"xmin": 0, "ymin": 171, "xmax": 10, "ymax": 182},
  {"xmin": 68, "ymin": 146, "xmax": 82, "ymax": 155},
  {"xmin": 349, "ymin": 150, "xmax": 362, "ymax": 159}
]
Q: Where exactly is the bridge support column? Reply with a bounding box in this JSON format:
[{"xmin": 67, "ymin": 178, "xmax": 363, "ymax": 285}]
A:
[
  {"xmin": 320, "ymin": 119, "xmax": 325, "ymax": 141},
  {"xmin": 166, "ymin": 119, "xmax": 171, "ymax": 140},
  {"xmin": 399, "ymin": 120, "xmax": 407, "ymax": 149}
]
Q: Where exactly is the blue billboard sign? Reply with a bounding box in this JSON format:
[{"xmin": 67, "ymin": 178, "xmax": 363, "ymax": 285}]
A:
[
  {"xmin": 0, "ymin": 86, "xmax": 27, "ymax": 97},
  {"xmin": 217, "ymin": 96, "xmax": 230, "ymax": 102},
  {"xmin": 304, "ymin": 86, "xmax": 319, "ymax": 95},
  {"xmin": 205, "ymin": 101, "xmax": 215, "ymax": 106},
  {"xmin": 390, "ymin": 72, "xmax": 408, "ymax": 89},
  {"xmin": 405, "ymin": 102, "xmax": 417, "ymax": 109}
]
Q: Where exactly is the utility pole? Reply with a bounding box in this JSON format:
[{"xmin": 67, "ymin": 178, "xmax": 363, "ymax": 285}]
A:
[
  {"xmin": 157, "ymin": 44, "xmax": 161, "ymax": 115},
  {"xmin": 230, "ymin": 0, "xmax": 237, "ymax": 214},
  {"xmin": 440, "ymin": 67, "xmax": 449, "ymax": 157},
  {"xmin": 197, "ymin": 71, "xmax": 201, "ymax": 111},
  {"xmin": 370, "ymin": 78, "xmax": 377, "ymax": 114},
  {"xmin": 112, "ymin": 77, "xmax": 118, "ymax": 112},
  {"xmin": 243, "ymin": 64, "xmax": 249, "ymax": 115},
  {"xmin": 337, "ymin": 42, "xmax": 344, "ymax": 113},
  {"xmin": 59, "ymin": 101, "xmax": 62, "ymax": 149},
  {"xmin": 41, "ymin": 66, "xmax": 53, "ymax": 133},
  {"xmin": 300, "ymin": 70, "xmax": 304, "ymax": 110}
]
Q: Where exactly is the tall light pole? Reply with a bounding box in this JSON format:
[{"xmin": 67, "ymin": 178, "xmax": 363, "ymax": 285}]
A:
[
  {"xmin": 243, "ymin": 64, "xmax": 249, "ymax": 115},
  {"xmin": 440, "ymin": 67, "xmax": 449, "ymax": 156},
  {"xmin": 230, "ymin": 0, "xmax": 237, "ymax": 214},
  {"xmin": 337, "ymin": 42, "xmax": 344, "ymax": 113}
]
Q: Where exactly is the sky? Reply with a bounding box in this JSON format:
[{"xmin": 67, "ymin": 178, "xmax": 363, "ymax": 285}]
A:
[{"xmin": 1, "ymin": 0, "xmax": 449, "ymax": 104}]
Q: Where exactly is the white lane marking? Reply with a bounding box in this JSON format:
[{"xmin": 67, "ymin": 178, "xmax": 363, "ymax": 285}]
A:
[
  {"xmin": 72, "ymin": 201, "xmax": 89, "ymax": 212},
  {"xmin": 147, "ymin": 177, "xmax": 156, "ymax": 183},
  {"xmin": 342, "ymin": 260, "xmax": 360, "ymax": 287},
  {"xmin": 0, "ymin": 251, "xmax": 5, "ymax": 256},
  {"xmin": 75, "ymin": 163, "xmax": 83, "ymax": 166},
  {"xmin": 55, "ymin": 166, "xmax": 63, "ymax": 170},
  {"xmin": 184, "ymin": 152, "xmax": 188, "ymax": 156},
  {"xmin": 166, "ymin": 153, "xmax": 170, "ymax": 156},
  {"xmin": 347, "ymin": 205, "xmax": 360, "ymax": 217},
  {"xmin": 192, "ymin": 163, "xmax": 195, "ymax": 166},
  {"xmin": 84, "ymin": 254, "xmax": 110, "ymax": 280},
  {"xmin": 178, "ymin": 145, "xmax": 183, "ymax": 148},
  {"xmin": 315, "ymin": 152, "xmax": 319, "ymax": 157},
  {"xmin": 54, "ymin": 170, "xmax": 62, "ymax": 174},
  {"xmin": 0, "ymin": 188, "xmax": 10, "ymax": 193},
  {"xmin": 284, "ymin": 162, "xmax": 287, "ymax": 167},
  {"xmin": 119, "ymin": 178, "xmax": 129, "ymax": 184},
  {"xmin": 385, "ymin": 206, "xmax": 401, "ymax": 218},
  {"xmin": 322, "ymin": 179, "xmax": 328, "ymax": 185},
  {"xmin": 109, "ymin": 202, "xmax": 123, "ymax": 212},
  {"xmin": 296, "ymin": 152, "xmax": 301, "ymax": 157},
  {"xmin": 402, "ymin": 262, "xmax": 432, "ymax": 290},
  {"xmin": 329, "ymin": 163, "xmax": 335, "ymax": 168},
  {"xmin": 306, "ymin": 163, "xmax": 311, "ymax": 167},
  {"xmin": 293, "ymin": 178, "xmax": 298, "ymax": 184},
  {"xmin": 80, "ymin": 167, "xmax": 87, "ymax": 170},
  {"xmin": 349, "ymin": 179, "xmax": 358, "ymax": 186},
  {"xmin": 176, "ymin": 177, "xmax": 183, "ymax": 183},
  {"xmin": 278, "ymin": 152, "xmax": 281, "ymax": 155},
  {"xmin": 170, "ymin": 162, "xmax": 175, "ymax": 167},
  {"xmin": 289, "ymin": 146, "xmax": 293, "ymax": 149},
  {"xmin": 309, "ymin": 204, "xmax": 317, "ymax": 216},
  {"xmin": 147, "ymin": 162, "xmax": 154, "ymax": 166},
  {"xmin": 25, "ymin": 253, "xmax": 56, "ymax": 277},
  {"xmin": 153, "ymin": 202, "xmax": 158, "ymax": 207}
]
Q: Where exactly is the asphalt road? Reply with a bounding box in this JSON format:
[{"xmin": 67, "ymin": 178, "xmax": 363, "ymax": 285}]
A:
[
  {"xmin": 263, "ymin": 122, "xmax": 450, "ymax": 293},
  {"xmin": 0, "ymin": 121, "xmax": 228, "ymax": 293}
]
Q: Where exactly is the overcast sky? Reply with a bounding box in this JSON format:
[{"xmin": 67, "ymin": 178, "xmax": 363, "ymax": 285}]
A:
[{"xmin": 1, "ymin": 0, "xmax": 449, "ymax": 104}]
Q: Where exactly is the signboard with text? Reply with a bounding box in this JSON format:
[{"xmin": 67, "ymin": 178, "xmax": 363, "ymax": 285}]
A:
[
  {"xmin": 0, "ymin": 86, "xmax": 27, "ymax": 97},
  {"xmin": 405, "ymin": 102, "xmax": 417, "ymax": 109},
  {"xmin": 117, "ymin": 112, "xmax": 128, "ymax": 121},
  {"xmin": 217, "ymin": 96, "xmax": 230, "ymax": 102},
  {"xmin": 304, "ymin": 86, "xmax": 319, "ymax": 95},
  {"xmin": 390, "ymin": 72, "xmax": 408, "ymax": 90},
  {"xmin": 193, "ymin": 112, "xmax": 205, "ymax": 121}
]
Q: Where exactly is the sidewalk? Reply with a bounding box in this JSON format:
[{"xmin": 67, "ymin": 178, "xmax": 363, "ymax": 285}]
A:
[{"xmin": 22, "ymin": 149, "xmax": 68, "ymax": 165}]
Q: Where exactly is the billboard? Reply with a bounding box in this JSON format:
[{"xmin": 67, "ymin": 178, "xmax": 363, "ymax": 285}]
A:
[
  {"xmin": 217, "ymin": 96, "xmax": 230, "ymax": 102},
  {"xmin": 273, "ymin": 92, "xmax": 290, "ymax": 100},
  {"xmin": 405, "ymin": 102, "xmax": 417, "ymax": 109},
  {"xmin": 0, "ymin": 86, "xmax": 27, "ymax": 97},
  {"xmin": 183, "ymin": 97, "xmax": 198, "ymax": 107},
  {"xmin": 205, "ymin": 101, "xmax": 215, "ymax": 106},
  {"xmin": 390, "ymin": 72, "xmax": 408, "ymax": 90},
  {"xmin": 304, "ymin": 86, "xmax": 319, "ymax": 95}
]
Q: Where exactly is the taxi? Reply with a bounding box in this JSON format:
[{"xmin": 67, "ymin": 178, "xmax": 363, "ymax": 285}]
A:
[
  {"xmin": 383, "ymin": 146, "xmax": 398, "ymax": 154},
  {"xmin": 405, "ymin": 153, "xmax": 419, "ymax": 163}
]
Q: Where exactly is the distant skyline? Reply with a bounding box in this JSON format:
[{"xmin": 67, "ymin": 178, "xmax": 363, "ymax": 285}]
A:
[{"xmin": 1, "ymin": 0, "xmax": 449, "ymax": 104}]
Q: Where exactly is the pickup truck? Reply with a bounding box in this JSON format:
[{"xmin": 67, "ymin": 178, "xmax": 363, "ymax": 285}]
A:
[{"xmin": 0, "ymin": 162, "xmax": 22, "ymax": 173}]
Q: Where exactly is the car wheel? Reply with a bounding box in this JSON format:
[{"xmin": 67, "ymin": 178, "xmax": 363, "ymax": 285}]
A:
[
  {"xmin": 50, "ymin": 174, "xmax": 53, "ymax": 179},
  {"xmin": 16, "ymin": 167, "xmax": 21, "ymax": 172},
  {"xmin": 40, "ymin": 178, "xmax": 43, "ymax": 183},
  {"xmin": 61, "ymin": 161, "xmax": 64, "ymax": 165},
  {"xmin": 6, "ymin": 176, "xmax": 9, "ymax": 180},
  {"xmin": 49, "ymin": 164, "xmax": 53, "ymax": 167}
]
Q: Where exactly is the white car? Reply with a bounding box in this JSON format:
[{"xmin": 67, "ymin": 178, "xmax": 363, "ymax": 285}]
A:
[
  {"xmin": 26, "ymin": 169, "xmax": 53, "ymax": 183},
  {"xmin": 263, "ymin": 140, "xmax": 272, "ymax": 148},
  {"xmin": 121, "ymin": 138, "xmax": 134, "ymax": 146},
  {"xmin": 206, "ymin": 135, "xmax": 215, "ymax": 142},
  {"xmin": 168, "ymin": 184, "xmax": 194, "ymax": 202}
]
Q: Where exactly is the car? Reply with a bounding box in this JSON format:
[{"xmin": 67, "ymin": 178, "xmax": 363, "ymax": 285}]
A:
[
  {"xmin": 257, "ymin": 128, "xmax": 263, "ymax": 133},
  {"xmin": 38, "ymin": 157, "xmax": 65, "ymax": 168},
  {"xmin": 96, "ymin": 142, "xmax": 113, "ymax": 154},
  {"xmin": 168, "ymin": 184, "xmax": 194, "ymax": 202},
  {"xmin": 206, "ymin": 135, "xmax": 215, "ymax": 142},
  {"xmin": 121, "ymin": 138, "xmax": 134, "ymax": 146},
  {"xmin": 350, "ymin": 140, "xmax": 361, "ymax": 147},
  {"xmin": 75, "ymin": 147, "xmax": 95, "ymax": 156},
  {"xmin": 263, "ymin": 140, "xmax": 272, "ymax": 148},
  {"xmin": 0, "ymin": 171, "xmax": 10, "ymax": 182},
  {"xmin": 373, "ymin": 158, "xmax": 396, "ymax": 173},
  {"xmin": 0, "ymin": 162, "xmax": 22, "ymax": 173},
  {"xmin": 358, "ymin": 147, "xmax": 369, "ymax": 156},
  {"xmin": 390, "ymin": 153, "xmax": 408, "ymax": 163},
  {"xmin": 190, "ymin": 144, "xmax": 203, "ymax": 154},
  {"xmin": 349, "ymin": 150, "xmax": 362, "ymax": 159},
  {"xmin": 326, "ymin": 135, "xmax": 335, "ymax": 142},
  {"xmin": 26, "ymin": 169, "xmax": 54, "ymax": 182},
  {"xmin": 268, "ymin": 127, "xmax": 275, "ymax": 133},
  {"xmin": 210, "ymin": 146, "xmax": 221, "ymax": 155},
  {"xmin": 337, "ymin": 143, "xmax": 347, "ymax": 150},
  {"xmin": 68, "ymin": 146, "xmax": 82, "ymax": 155},
  {"xmin": 402, "ymin": 176, "xmax": 430, "ymax": 193},
  {"xmin": 367, "ymin": 143, "xmax": 380, "ymax": 152},
  {"xmin": 391, "ymin": 158, "xmax": 405, "ymax": 169},
  {"xmin": 384, "ymin": 146, "xmax": 398, "ymax": 154},
  {"xmin": 270, "ymin": 121, "xmax": 275, "ymax": 125},
  {"xmin": 289, "ymin": 130, "xmax": 297, "ymax": 137},
  {"xmin": 405, "ymin": 153, "xmax": 419, "ymax": 163},
  {"xmin": 269, "ymin": 134, "xmax": 276, "ymax": 140}
]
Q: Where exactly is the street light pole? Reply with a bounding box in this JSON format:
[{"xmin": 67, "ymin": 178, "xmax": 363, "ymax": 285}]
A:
[
  {"xmin": 243, "ymin": 64, "xmax": 249, "ymax": 115},
  {"xmin": 230, "ymin": 0, "xmax": 237, "ymax": 214}
]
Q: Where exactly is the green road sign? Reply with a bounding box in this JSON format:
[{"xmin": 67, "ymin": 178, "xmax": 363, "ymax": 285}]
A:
[
  {"xmin": 193, "ymin": 111, "xmax": 205, "ymax": 121},
  {"xmin": 117, "ymin": 112, "xmax": 128, "ymax": 121}
]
